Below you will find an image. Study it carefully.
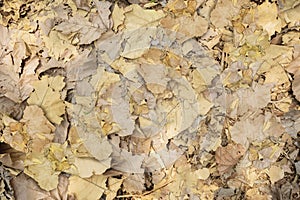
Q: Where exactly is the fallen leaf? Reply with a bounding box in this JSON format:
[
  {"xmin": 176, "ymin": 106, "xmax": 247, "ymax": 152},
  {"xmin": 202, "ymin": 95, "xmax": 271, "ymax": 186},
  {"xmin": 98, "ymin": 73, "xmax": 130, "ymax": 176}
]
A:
[
  {"xmin": 11, "ymin": 173, "xmax": 54, "ymax": 200},
  {"xmin": 94, "ymin": 1, "xmax": 112, "ymax": 30},
  {"xmin": 210, "ymin": 0, "xmax": 244, "ymax": 28},
  {"xmin": 112, "ymin": 3, "xmax": 125, "ymax": 32},
  {"xmin": 123, "ymin": 173, "xmax": 145, "ymax": 194},
  {"xmin": 268, "ymin": 165, "xmax": 284, "ymax": 184},
  {"xmin": 292, "ymin": 73, "xmax": 300, "ymax": 102},
  {"xmin": 27, "ymin": 75, "xmax": 66, "ymax": 124},
  {"xmin": 215, "ymin": 143, "xmax": 246, "ymax": 173},
  {"xmin": 195, "ymin": 168, "xmax": 210, "ymax": 180},
  {"xmin": 105, "ymin": 177, "xmax": 123, "ymax": 200},
  {"xmin": 230, "ymin": 115, "xmax": 267, "ymax": 149},
  {"xmin": 160, "ymin": 14, "xmax": 208, "ymax": 39},
  {"xmin": 255, "ymin": 2, "xmax": 282, "ymax": 37},
  {"xmin": 74, "ymin": 157, "xmax": 111, "ymax": 178},
  {"xmin": 24, "ymin": 143, "xmax": 72, "ymax": 191},
  {"xmin": 236, "ymin": 83, "xmax": 272, "ymax": 115},
  {"xmin": 120, "ymin": 27, "xmax": 157, "ymax": 59},
  {"xmin": 54, "ymin": 14, "xmax": 107, "ymax": 45},
  {"xmin": 2, "ymin": 105, "xmax": 55, "ymax": 153},
  {"xmin": 24, "ymin": 152, "xmax": 60, "ymax": 191},
  {"xmin": 42, "ymin": 30, "xmax": 78, "ymax": 61},
  {"xmin": 123, "ymin": 4, "xmax": 165, "ymax": 30},
  {"xmin": 68, "ymin": 175, "xmax": 107, "ymax": 200}
]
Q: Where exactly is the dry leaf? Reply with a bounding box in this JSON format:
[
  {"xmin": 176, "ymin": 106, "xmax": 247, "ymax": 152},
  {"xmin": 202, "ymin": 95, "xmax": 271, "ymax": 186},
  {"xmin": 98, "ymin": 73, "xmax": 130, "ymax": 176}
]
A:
[
  {"xmin": 215, "ymin": 143, "xmax": 246, "ymax": 173},
  {"xmin": 292, "ymin": 73, "xmax": 300, "ymax": 102},
  {"xmin": 112, "ymin": 3, "xmax": 125, "ymax": 32},
  {"xmin": 27, "ymin": 75, "xmax": 66, "ymax": 124},
  {"xmin": 123, "ymin": 173, "xmax": 145, "ymax": 194},
  {"xmin": 195, "ymin": 168, "xmax": 210, "ymax": 180},
  {"xmin": 42, "ymin": 30, "xmax": 78, "ymax": 61},
  {"xmin": 2, "ymin": 105, "xmax": 55, "ymax": 153},
  {"xmin": 54, "ymin": 14, "xmax": 107, "ymax": 45},
  {"xmin": 74, "ymin": 157, "xmax": 111, "ymax": 178},
  {"xmin": 210, "ymin": 0, "xmax": 244, "ymax": 28},
  {"xmin": 268, "ymin": 166, "xmax": 284, "ymax": 184},
  {"xmin": 236, "ymin": 83, "xmax": 272, "ymax": 115},
  {"xmin": 255, "ymin": 2, "xmax": 282, "ymax": 37},
  {"xmin": 123, "ymin": 4, "xmax": 165, "ymax": 30},
  {"xmin": 230, "ymin": 113, "xmax": 264, "ymax": 149},
  {"xmin": 24, "ymin": 152, "xmax": 60, "ymax": 191},
  {"xmin": 11, "ymin": 173, "xmax": 54, "ymax": 200},
  {"xmin": 105, "ymin": 177, "xmax": 123, "ymax": 200},
  {"xmin": 68, "ymin": 175, "xmax": 107, "ymax": 200},
  {"xmin": 121, "ymin": 27, "xmax": 157, "ymax": 59},
  {"xmin": 24, "ymin": 143, "xmax": 72, "ymax": 191},
  {"xmin": 94, "ymin": 0, "xmax": 112, "ymax": 30},
  {"xmin": 111, "ymin": 148, "xmax": 144, "ymax": 173},
  {"xmin": 160, "ymin": 14, "xmax": 208, "ymax": 39}
]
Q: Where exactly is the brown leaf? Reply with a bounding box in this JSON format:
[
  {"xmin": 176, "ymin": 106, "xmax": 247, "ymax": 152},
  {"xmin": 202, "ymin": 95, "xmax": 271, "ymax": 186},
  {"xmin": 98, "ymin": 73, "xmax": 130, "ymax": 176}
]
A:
[
  {"xmin": 11, "ymin": 173, "xmax": 69, "ymax": 200},
  {"xmin": 215, "ymin": 143, "xmax": 246, "ymax": 173},
  {"xmin": 292, "ymin": 72, "xmax": 300, "ymax": 102},
  {"xmin": 11, "ymin": 173, "xmax": 54, "ymax": 200}
]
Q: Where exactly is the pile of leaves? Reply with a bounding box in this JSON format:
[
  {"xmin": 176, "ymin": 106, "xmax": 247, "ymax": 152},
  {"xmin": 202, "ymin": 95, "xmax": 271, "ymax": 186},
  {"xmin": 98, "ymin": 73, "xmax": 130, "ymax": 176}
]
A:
[{"xmin": 0, "ymin": 0, "xmax": 299, "ymax": 199}]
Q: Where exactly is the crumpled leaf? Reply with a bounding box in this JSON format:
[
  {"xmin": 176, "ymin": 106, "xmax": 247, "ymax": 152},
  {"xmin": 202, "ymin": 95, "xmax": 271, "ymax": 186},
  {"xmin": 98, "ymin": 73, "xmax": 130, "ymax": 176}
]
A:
[
  {"xmin": 0, "ymin": 28, "xmax": 36, "ymax": 103},
  {"xmin": 27, "ymin": 75, "xmax": 66, "ymax": 124},
  {"xmin": 215, "ymin": 143, "xmax": 246, "ymax": 173},
  {"xmin": 24, "ymin": 153, "xmax": 60, "ymax": 191},
  {"xmin": 0, "ymin": 144, "xmax": 25, "ymax": 172},
  {"xmin": 24, "ymin": 143, "xmax": 72, "ymax": 191},
  {"xmin": 1, "ymin": 105, "xmax": 55, "ymax": 153}
]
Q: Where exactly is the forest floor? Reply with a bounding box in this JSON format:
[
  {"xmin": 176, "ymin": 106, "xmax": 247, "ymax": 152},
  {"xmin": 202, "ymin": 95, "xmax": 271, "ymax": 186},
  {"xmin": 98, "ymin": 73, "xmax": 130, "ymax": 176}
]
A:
[{"xmin": 0, "ymin": 0, "xmax": 300, "ymax": 199}]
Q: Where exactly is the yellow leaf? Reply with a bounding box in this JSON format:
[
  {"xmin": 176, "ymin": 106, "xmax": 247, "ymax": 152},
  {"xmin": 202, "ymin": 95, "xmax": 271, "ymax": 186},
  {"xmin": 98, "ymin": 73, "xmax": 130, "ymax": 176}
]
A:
[
  {"xmin": 68, "ymin": 175, "xmax": 107, "ymax": 200},
  {"xmin": 268, "ymin": 165, "xmax": 284, "ymax": 184},
  {"xmin": 112, "ymin": 3, "xmax": 125, "ymax": 32},
  {"xmin": 124, "ymin": 4, "xmax": 165, "ymax": 30},
  {"xmin": 160, "ymin": 14, "xmax": 208, "ymax": 39},
  {"xmin": 255, "ymin": 2, "xmax": 282, "ymax": 37},
  {"xmin": 2, "ymin": 106, "xmax": 55, "ymax": 153},
  {"xmin": 42, "ymin": 30, "xmax": 78, "ymax": 61},
  {"xmin": 24, "ymin": 152, "xmax": 60, "ymax": 191},
  {"xmin": 74, "ymin": 157, "xmax": 111, "ymax": 178},
  {"xmin": 27, "ymin": 76, "xmax": 66, "ymax": 124},
  {"xmin": 195, "ymin": 168, "xmax": 210, "ymax": 180}
]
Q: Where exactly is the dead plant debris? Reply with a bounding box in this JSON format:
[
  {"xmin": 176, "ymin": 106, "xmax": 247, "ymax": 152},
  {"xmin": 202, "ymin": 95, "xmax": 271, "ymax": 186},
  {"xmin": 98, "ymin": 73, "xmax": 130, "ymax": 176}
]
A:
[{"xmin": 0, "ymin": 0, "xmax": 300, "ymax": 199}]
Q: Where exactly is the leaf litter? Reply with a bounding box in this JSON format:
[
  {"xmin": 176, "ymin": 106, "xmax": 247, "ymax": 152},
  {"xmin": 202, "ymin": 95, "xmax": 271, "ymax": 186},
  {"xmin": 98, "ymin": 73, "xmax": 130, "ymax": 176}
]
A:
[{"xmin": 0, "ymin": 0, "xmax": 300, "ymax": 199}]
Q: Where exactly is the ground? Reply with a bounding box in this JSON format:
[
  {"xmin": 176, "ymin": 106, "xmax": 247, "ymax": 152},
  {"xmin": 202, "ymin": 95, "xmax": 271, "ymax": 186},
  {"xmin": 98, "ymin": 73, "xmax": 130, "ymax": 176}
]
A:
[{"xmin": 0, "ymin": 0, "xmax": 300, "ymax": 199}]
